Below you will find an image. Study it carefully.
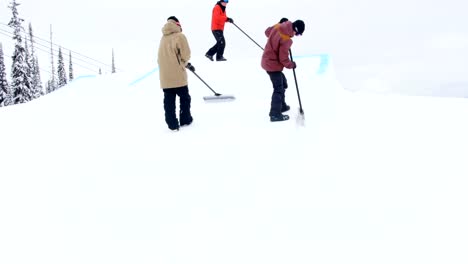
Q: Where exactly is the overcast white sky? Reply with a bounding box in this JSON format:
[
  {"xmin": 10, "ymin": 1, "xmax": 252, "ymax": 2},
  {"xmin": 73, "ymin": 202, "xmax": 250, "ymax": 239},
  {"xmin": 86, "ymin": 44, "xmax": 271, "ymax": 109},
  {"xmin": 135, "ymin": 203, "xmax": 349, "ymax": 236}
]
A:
[{"xmin": 1, "ymin": 0, "xmax": 467, "ymax": 95}]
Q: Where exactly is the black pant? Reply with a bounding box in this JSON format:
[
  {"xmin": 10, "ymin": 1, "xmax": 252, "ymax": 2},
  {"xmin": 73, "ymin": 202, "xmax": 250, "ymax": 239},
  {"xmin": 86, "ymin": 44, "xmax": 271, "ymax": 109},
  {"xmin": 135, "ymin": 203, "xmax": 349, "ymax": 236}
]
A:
[
  {"xmin": 267, "ymin": 71, "xmax": 288, "ymax": 116},
  {"xmin": 163, "ymin": 86, "xmax": 192, "ymax": 129},
  {"xmin": 206, "ymin": 30, "xmax": 225, "ymax": 59}
]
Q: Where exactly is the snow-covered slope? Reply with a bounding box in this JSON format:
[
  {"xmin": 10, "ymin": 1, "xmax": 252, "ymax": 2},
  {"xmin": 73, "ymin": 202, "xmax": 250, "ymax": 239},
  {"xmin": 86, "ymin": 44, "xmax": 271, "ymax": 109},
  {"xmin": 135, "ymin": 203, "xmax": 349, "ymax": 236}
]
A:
[{"xmin": 1, "ymin": 54, "xmax": 468, "ymax": 264}]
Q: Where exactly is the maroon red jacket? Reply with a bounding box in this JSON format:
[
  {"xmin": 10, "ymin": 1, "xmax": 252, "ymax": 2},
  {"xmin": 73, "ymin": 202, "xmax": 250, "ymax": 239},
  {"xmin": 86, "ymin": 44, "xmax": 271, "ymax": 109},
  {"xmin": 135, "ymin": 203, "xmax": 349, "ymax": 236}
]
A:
[{"xmin": 261, "ymin": 21, "xmax": 295, "ymax": 72}]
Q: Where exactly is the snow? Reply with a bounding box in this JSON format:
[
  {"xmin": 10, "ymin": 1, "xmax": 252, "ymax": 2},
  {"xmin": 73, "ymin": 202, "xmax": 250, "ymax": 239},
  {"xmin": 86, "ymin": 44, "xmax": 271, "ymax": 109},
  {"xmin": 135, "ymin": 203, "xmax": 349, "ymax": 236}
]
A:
[
  {"xmin": 1, "ymin": 0, "xmax": 468, "ymax": 263},
  {"xmin": 2, "ymin": 53, "xmax": 468, "ymax": 263}
]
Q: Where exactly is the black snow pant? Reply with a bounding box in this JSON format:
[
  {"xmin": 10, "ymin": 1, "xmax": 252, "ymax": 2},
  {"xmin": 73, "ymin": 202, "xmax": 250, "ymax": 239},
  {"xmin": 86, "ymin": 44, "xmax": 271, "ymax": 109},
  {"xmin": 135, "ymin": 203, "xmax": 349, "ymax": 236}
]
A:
[
  {"xmin": 163, "ymin": 86, "xmax": 192, "ymax": 130},
  {"xmin": 206, "ymin": 30, "xmax": 226, "ymax": 60},
  {"xmin": 267, "ymin": 71, "xmax": 289, "ymax": 117}
]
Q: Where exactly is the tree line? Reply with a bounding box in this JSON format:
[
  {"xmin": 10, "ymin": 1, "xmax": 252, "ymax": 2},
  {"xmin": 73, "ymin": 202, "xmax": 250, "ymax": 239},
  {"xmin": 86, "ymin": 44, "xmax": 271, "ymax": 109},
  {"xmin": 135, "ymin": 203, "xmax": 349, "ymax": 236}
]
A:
[{"xmin": 0, "ymin": 0, "xmax": 117, "ymax": 107}]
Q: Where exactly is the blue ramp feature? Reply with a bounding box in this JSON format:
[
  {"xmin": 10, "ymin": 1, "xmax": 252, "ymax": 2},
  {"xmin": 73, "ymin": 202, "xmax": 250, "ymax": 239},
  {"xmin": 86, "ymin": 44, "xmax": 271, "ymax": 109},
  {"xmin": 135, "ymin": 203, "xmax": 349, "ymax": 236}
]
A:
[
  {"xmin": 72, "ymin": 75, "xmax": 97, "ymax": 81},
  {"xmin": 316, "ymin": 54, "xmax": 329, "ymax": 75},
  {"xmin": 129, "ymin": 67, "xmax": 159, "ymax": 86},
  {"xmin": 292, "ymin": 54, "xmax": 330, "ymax": 75}
]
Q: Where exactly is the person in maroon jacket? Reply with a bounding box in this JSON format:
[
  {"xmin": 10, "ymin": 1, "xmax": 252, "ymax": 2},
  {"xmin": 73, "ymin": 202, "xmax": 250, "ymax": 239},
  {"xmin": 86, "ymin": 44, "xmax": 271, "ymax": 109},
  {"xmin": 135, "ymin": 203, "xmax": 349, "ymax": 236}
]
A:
[
  {"xmin": 261, "ymin": 19, "xmax": 305, "ymax": 122},
  {"xmin": 205, "ymin": 0, "xmax": 234, "ymax": 62}
]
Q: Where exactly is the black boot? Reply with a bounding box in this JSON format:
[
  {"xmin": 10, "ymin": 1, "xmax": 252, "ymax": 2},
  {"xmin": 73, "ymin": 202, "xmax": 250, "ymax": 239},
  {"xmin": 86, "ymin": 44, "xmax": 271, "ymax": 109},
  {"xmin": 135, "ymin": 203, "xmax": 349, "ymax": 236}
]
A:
[
  {"xmin": 180, "ymin": 116, "xmax": 193, "ymax": 126},
  {"xmin": 270, "ymin": 114, "xmax": 290, "ymax": 122},
  {"xmin": 205, "ymin": 54, "xmax": 214, "ymax": 61},
  {"xmin": 168, "ymin": 121, "xmax": 180, "ymax": 131}
]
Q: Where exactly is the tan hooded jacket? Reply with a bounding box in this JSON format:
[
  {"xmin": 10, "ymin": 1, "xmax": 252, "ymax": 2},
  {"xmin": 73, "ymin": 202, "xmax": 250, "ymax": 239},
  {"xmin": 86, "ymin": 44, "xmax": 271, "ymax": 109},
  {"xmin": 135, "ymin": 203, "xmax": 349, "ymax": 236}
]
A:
[{"xmin": 157, "ymin": 19, "xmax": 191, "ymax": 89}]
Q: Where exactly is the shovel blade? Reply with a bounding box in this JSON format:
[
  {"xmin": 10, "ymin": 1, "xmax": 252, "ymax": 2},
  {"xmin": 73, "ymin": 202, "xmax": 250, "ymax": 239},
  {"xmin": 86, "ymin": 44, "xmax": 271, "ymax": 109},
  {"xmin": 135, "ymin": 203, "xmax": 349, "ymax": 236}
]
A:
[{"xmin": 203, "ymin": 95, "xmax": 236, "ymax": 102}]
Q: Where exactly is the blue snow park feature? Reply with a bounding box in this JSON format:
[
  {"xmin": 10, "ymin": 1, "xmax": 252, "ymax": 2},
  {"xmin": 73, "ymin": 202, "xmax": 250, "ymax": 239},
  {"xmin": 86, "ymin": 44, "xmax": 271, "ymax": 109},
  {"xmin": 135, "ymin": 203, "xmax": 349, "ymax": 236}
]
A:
[
  {"xmin": 316, "ymin": 54, "xmax": 329, "ymax": 75},
  {"xmin": 72, "ymin": 75, "xmax": 97, "ymax": 81},
  {"xmin": 292, "ymin": 54, "xmax": 329, "ymax": 75},
  {"xmin": 129, "ymin": 67, "xmax": 159, "ymax": 87}
]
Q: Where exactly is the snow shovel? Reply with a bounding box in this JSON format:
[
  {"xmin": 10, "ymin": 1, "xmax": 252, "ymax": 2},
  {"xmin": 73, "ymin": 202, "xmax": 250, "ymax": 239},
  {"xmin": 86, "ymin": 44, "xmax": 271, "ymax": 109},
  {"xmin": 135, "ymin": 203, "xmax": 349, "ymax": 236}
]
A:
[
  {"xmin": 189, "ymin": 70, "xmax": 235, "ymax": 102},
  {"xmin": 289, "ymin": 49, "xmax": 305, "ymax": 125}
]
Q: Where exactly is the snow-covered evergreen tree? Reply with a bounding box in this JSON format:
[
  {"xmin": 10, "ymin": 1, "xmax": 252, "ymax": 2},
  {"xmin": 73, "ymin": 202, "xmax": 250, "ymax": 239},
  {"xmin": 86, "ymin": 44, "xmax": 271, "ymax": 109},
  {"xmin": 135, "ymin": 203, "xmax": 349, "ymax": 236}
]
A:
[
  {"xmin": 45, "ymin": 80, "xmax": 51, "ymax": 94},
  {"xmin": 57, "ymin": 47, "xmax": 67, "ymax": 87},
  {"xmin": 23, "ymin": 33, "xmax": 34, "ymax": 100},
  {"xmin": 35, "ymin": 57, "xmax": 43, "ymax": 96},
  {"xmin": 28, "ymin": 23, "xmax": 43, "ymax": 98},
  {"xmin": 112, "ymin": 48, "xmax": 116, "ymax": 74},
  {"xmin": 48, "ymin": 25, "xmax": 56, "ymax": 93},
  {"xmin": 68, "ymin": 51, "xmax": 73, "ymax": 81},
  {"xmin": 0, "ymin": 43, "xmax": 10, "ymax": 107},
  {"xmin": 8, "ymin": 0, "xmax": 31, "ymax": 104}
]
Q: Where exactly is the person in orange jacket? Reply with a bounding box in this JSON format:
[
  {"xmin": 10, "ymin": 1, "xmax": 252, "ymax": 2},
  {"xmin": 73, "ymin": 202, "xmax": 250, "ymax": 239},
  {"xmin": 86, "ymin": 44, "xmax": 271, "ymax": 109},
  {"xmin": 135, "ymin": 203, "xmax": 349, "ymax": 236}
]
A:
[{"xmin": 205, "ymin": 0, "xmax": 234, "ymax": 62}]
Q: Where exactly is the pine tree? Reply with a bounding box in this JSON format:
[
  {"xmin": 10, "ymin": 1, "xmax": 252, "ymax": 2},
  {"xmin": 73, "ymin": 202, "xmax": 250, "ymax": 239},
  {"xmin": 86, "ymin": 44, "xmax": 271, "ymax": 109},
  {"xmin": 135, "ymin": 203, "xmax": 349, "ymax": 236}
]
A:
[
  {"xmin": 8, "ymin": 0, "xmax": 31, "ymax": 104},
  {"xmin": 28, "ymin": 23, "xmax": 42, "ymax": 98},
  {"xmin": 57, "ymin": 47, "xmax": 67, "ymax": 87},
  {"xmin": 112, "ymin": 48, "xmax": 116, "ymax": 73},
  {"xmin": 0, "ymin": 43, "xmax": 10, "ymax": 107},
  {"xmin": 68, "ymin": 51, "xmax": 74, "ymax": 81},
  {"xmin": 99, "ymin": 68, "xmax": 102, "ymax": 75},
  {"xmin": 45, "ymin": 80, "xmax": 51, "ymax": 94},
  {"xmin": 23, "ymin": 33, "xmax": 34, "ymax": 100},
  {"xmin": 35, "ymin": 57, "xmax": 43, "ymax": 96},
  {"xmin": 48, "ymin": 24, "xmax": 56, "ymax": 93}
]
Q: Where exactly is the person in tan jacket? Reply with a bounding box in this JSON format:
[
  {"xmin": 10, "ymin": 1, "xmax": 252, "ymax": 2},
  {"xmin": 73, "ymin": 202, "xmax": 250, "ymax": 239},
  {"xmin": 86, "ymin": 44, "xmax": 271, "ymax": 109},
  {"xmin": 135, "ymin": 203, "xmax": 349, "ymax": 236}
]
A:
[{"xmin": 158, "ymin": 16, "xmax": 195, "ymax": 131}]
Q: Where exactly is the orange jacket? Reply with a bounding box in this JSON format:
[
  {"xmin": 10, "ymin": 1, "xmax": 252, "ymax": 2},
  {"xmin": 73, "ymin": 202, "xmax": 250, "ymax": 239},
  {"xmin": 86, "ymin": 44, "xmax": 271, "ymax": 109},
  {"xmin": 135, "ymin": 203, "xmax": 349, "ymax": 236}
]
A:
[{"xmin": 211, "ymin": 3, "xmax": 227, "ymax": 31}]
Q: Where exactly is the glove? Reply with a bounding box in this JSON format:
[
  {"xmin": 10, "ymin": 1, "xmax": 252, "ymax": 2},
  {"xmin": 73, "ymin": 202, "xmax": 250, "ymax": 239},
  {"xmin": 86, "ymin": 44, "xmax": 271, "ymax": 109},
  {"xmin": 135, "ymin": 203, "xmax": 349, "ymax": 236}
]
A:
[
  {"xmin": 279, "ymin": 18, "xmax": 288, "ymax": 23},
  {"xmin": 186, "ymin": 63, "xmax": 195, "ymax": 72},
  {"xmin": 227, "ymin": 17, "xmax": 234, "ymax": 23},
  {"xmin": 291, "ymin": 61, "xmax": 297, "ymax": 69}
]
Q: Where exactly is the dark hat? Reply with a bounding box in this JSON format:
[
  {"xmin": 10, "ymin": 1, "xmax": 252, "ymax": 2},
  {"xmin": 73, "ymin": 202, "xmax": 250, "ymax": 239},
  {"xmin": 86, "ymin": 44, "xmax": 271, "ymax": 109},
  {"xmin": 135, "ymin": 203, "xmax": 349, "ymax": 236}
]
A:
[
  {"xmin": 167, "ymin": 16, "xmax": 179, "ymax": 23},
  {"xmin": 292, "ymin": 20, "xmax": 305, "ymax": 35}
]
